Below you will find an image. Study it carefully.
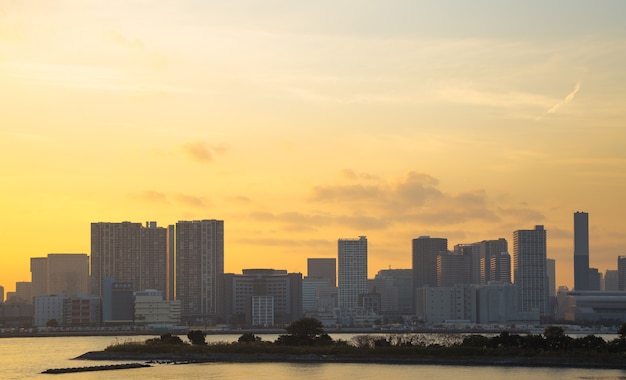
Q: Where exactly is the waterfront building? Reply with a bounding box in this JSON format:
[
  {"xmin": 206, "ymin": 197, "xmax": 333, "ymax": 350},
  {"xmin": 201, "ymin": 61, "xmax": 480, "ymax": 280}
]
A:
[
  {"xmin": 302, "ymin": 277, "xmax": 331, "ymax": 315},
  {"xmin": 134, "ymin": 289, "xmax": 181, "ymax": 325},
  {"xmin": 513, "ymin": 225, "xmax": 548, "ymax": 316},
  {"xmin": 33, "ymin": 293, "xmax": 67, "ymax": 327},
  {"xmin": 175, "ymin": 219, "xmax": 224, "ymax": 321},
  {"xmin": 15, "ymin": 282, "xmax": 32, "ymax": 304},
  {"xmin": 475, "ymin": 283, "xmax": 519, "ymax": 324},
  {"xmin": 415, "ymin": 285, "xmax": 475, "ymax": 324},
  {"xmin": 219, "ymin": 269, "xmax": 302, "ymax": 327},
  {"xmin": 251, "ymin": 295, "xmax": 274, "ymax": 327},
  {"xmin": 102, "ymin": 277, "xmax": 134, "ymax": 324},
  {"xmin": 0, "ymin": 285, "xmax": 3, "ymax": 303},
  {"xmin": 588, "ymin": 268, "xmax": 602, "ymax": 291},
  {"xmin": 574, "ymin": 212, "xmax": 590, "ymax": 290},
  {"xmin": 91, "ymin": 221, "xmax": 168, "ymax": 297},
  {"xmin": 338, "ymin": 236, "xmax": 368, "ymax": 315},
  {"xmin": 560, "ymin": 290, "xmax": 626, "ymax": 322},
  {"xmin": 62, "ymin": 294, "xmax": 101, "ymax": 327}
]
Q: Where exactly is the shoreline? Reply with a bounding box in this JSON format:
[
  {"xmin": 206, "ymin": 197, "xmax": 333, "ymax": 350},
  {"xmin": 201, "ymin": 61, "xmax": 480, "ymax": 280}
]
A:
[{"xmin": 75, "ymin": 350, "xmax": 626, "ymax": 370}]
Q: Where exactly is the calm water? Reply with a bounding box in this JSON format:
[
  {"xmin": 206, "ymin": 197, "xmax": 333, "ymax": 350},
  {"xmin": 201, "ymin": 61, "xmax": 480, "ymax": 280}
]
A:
[{"xmin": 1, "ymin": 334, "xmax": 626, "ymax": 380}]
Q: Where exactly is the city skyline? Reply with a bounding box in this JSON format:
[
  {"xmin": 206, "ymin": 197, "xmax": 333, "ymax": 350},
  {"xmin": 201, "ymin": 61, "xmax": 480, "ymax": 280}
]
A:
[{"xmin": 2, "ymin": 2, "xmax": 626, "ymax": 291}]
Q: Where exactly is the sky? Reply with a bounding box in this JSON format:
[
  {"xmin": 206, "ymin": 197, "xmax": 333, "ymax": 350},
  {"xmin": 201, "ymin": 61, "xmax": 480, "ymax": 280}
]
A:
[{"xmin": 1, "ymin": 1, "xmax": 626, "ymax": 293}]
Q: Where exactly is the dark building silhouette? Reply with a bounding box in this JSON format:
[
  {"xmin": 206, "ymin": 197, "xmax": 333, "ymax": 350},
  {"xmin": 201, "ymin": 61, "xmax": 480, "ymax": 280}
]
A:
[
  {"xmin": 514, "ymin": 225, "xmax": 548, "ymax": 316},
  {"xmin": 574, "ymin": 211, "xmax": 590, "ymax": 290},
  {"xmin": 307, "ymin": 258, "xmax": 336, "ymax": 287},
  {"xmin": 412, "ymin": 236, "xmax": 447, "ymax": 288},
  {"xmin": 617, "ymin": 256, "xmax": 626, "ymax": 291},
  {"xmin": 437, "ymin": 252, "xmax": 470, "ymax": 286}
]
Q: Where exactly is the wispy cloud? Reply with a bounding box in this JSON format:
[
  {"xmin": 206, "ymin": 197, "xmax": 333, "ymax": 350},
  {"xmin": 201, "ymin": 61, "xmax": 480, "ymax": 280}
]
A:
[
  {"xmin": 180, "ymin": 141, "xmax": 227, "ymax": 164},
  {"xmin": 537, "ymin": 81, "xmax": 582, "ymax": 120}
]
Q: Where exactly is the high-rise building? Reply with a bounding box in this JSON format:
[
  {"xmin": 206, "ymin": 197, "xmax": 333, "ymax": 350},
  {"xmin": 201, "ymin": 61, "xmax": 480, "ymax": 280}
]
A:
[
  {"xmin": 0, "ymin": 285, "xmax": 4, "ymax": 303},
  {"xmin": 588, "ymin": 268, "xmax": 602, "ymax": 291},
  {"xmin": 15, "ymin": 282, "xmax": 32, "ymax": 304},
  {"xmin": 175, "ymin": 219, "xmax": 224, "ymax": 320},
  {"xmin": 546, "ymin": 258, "xmax": 556, "ymax": 297},
  {"xmin": 90, "ymin": 221, "xmax": 168, "ymax": 297},
  {"xmin": 166, "ymin": 225, "xmax": 175, "ymax": 300},
  {"xmin": 473, "ymin": 239, "xmax": 508, "ymax": 284},
  {"xmin": 617, "ymin": 256, "xmax": 626, "ymax": 291},
  {"xmin": 372, "ymin": 269, "xmax": 413, "ymax": 315},
  {"xmin": 412, "ymin": 236, "xmax": 448, "ymax": 289},
  {"xmin": 31, "ymin": 254, "xmax": 89, "ymax": 297},
  {"xmin": 307, "ymin": 258, "xmax": 336, "ymax": 287},
  {"xmin": 437, "ymin": 252, "xmax": 470, "ymax": 286},
  {"xmin": 513, "ymin": 225, "xmax": 548, "ymax": 316},
  {"xmin": 338, "ymin": 236, "xmax": 368, "ymax": 313},
  {"xmin": 490, "ymin": 252, "xmax": 512, "ymax": 283},
  {"xmin": 574, "ymin": 212, "xmax": 590, "ymax": 290},
  {"xmin": 605, "ymin": 269, "xmax": 618, "ymax": 291}
]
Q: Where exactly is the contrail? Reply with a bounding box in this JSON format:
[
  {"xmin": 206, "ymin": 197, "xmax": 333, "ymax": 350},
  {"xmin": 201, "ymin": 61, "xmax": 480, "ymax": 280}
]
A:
[{"xmin": 544, "ymin": 81, "xmax": 582, "ymax": 115}]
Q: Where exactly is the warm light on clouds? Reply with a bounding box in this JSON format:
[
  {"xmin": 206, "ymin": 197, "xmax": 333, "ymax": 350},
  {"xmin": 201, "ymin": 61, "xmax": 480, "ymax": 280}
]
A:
[{"xmin": 1, "ymin": 1, "xmax": 626, "ymax": 292}]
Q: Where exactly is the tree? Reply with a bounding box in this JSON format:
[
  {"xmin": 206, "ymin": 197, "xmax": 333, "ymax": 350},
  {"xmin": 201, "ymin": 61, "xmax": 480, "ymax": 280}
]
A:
[
  {"xmin": 187, "ymin": 330, "xmax": 207, "ymax": 345},
  {"xmin": 238, "ymin": 333, "xmax": 261, "ymax": 344},
  {"xmin": 285, "ymin": 317, "xmax": 324, "ymax": 340}
]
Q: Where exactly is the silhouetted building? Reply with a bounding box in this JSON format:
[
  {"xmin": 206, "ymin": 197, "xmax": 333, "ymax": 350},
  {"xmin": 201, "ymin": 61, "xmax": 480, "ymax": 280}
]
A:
[
  {"xmin": 31, "ymin": 254, "xmax": 89, "ymax": 297},
  {"xmin": 91, "ymin": 221, "xmax": 168, "ymax": 296},
  {"xmin": 618, "ymin": 256, "xmax": 626, "ymax": 291},
  {"xmin": 307, "ymin": 258, "xmax": 336, "ymax": 287},
  {"xmin": 338, "ymin": 236, "xmax": 368, "ymax": 313},
  {"xmin": 437, "ymin": 252, "xmax": 470, "ymax": 286},
  {"xmin": 15, "ymin": 282, "xmax": 32, "ymax": 304},
  {"xmin": 219, "ymin": 269, "xmax": 302, "ymax": 327},
  {"xmin": 490, "ymin": 252, "xmax": 512, "ymax": 283},
  {"xmin": 413, "ymin": 236, "xmax": 447, "ymax": 289},
  {"xmin": 63, "ymin": 295, "xmax": 101, "ymax": 327},
  {"xmin": 514, "ymin": 225, "xmax": 548, "ymax": 316},
  {"xmin": 372, "ymin": 269, "xmax": 413, "ymax": 315},
  {"xmin": 473, "ymin": 239, "xmax": 508, "ymax": 284},
  {"xmin": 175, "ymin": 219, "xmax": 224, "ymax": 321},
  {"xmin": 0, "ymin": 285, "xmax": 3, "ymax": 303},
  {"xmin": 605, "ymin": 269, "xmax": 618, "ymax": 291},
  {"xmin": 588, "ymin": 268, "xmax": 602, "ymax": 291},
  {"xmin": 166, "ymin": 225, "xmax": 175, "ymax": 300},
  {"xmin": 102, "ymin": 277, "xmax": 134, "ymax": 324},
  {"xmin": 574, "ymin": 212, "xmax": 590, "ymax": 290}
]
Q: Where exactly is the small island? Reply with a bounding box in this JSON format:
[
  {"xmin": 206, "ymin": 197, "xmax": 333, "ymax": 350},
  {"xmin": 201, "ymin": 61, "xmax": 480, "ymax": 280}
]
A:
[{"xmin": 76, "ymin": 318, "xmax": 626, "ymax": 370}]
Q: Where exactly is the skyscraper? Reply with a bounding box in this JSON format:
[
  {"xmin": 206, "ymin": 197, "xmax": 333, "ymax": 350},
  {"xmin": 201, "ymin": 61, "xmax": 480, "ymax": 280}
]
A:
[
  {"xmin": 307, "ymin": 258, "xmax": 336, "ymax": 287},
  {"xmin": 574, "ymin": 211, "xmax": 590, "ymax": 290},
  {"xmin": 90, "ymin": 221, "xmax": 167, "ymax": 297},
  {"xmin": 473, "ymin": 239, "xmax": 508, "ymax": 284},
  {"xmin": 412, "ymin": 236, "xmax": 448, "ymax": 289},
  {"xmin": 617, "ymin": 256, "xmax": 626, "ymax": 291},
  {"xmin": 337, "ymin": 236, "xmax": 367, "ymax": 313},
  {"xmin": 490, "ymin": 252, "xmax": 512, "ymax": 283},
  {"xmin": 175, "ymin": 219, "xmax": 224, "ymax": 320},
  {"xmin": 31, "ymin": 254, "xmax": 89, "ymax": 297},
  {"xmin": 513, "ymin": 225, "xmax": 548, "ymax": 316}
]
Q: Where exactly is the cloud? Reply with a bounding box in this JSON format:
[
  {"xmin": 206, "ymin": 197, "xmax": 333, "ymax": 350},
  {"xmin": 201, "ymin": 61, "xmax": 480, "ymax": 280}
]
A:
[
  {"xmin": 130, "ymin": 191, "xmax": 170, "ymax": 204},
  {"xmin": 174, "ymin": 194, "xmax": 208, "ymax": 208},
  {"xmin": 180, "ymin": 141, "xmax": 214, "ymax": 163},
  {"xmin": 537, "ymin": 82, "xmax": 582, "ymax": 119},
  {"xmin": 129, "ymin": 191, "xmax": 208, "ymax": 208}
]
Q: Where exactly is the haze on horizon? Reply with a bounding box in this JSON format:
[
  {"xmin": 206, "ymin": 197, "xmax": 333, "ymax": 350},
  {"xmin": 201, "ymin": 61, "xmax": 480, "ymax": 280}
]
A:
[{"xmin": 1, "ymin": 1, "xmax": 626, "ymax": 292}]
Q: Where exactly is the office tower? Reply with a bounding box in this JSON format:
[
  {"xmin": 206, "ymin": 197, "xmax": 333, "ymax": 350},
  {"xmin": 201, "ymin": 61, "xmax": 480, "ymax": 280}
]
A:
[
  {"xmin": 412, "ymin": 236, "xmax": 448, "ymax": 289},
  {"xmin": 546, "ymin": 258, "xmax": 556, "ymax": 297},
  {"xmin": 372, "ymin": 269, "xmax": 414, "ymax": 315},
  {"xmin": 454, "ymin": 244, "xmax": 481, "ymax": 284},
  {"xmin": 91, "ymin": 221, "xmax": 167, "ymax": 297},
  {"xmin": 338, "ymin": 236, "xmax": 368, "ymax": 313},
  {"xmin": 30, "ymin": 257, "xmax": 48, "ymax": 298},
  {"xmin": 102, "ymin": 277, "xmax": 134, "ymax": 324},
  {"xmin": 0, "ymin": 285, "xmax": 4, "ymax": 303},
  {"xmin": 618, "ymin": 256, "xmax": 626, "ymax": 291},
  {"xmin": 605, "ymin": 269, "xmax": 618, "ymax": 291},
  {"xmin": 437, "ymin": 252, "xmax": 470, "ymax": 286},
  {"xmin": 302, "ymin": 277, "xmax": 331, "ymax": 315},
  {"xmin": 472, "ymin": 239, "xmax": 508, "ymax": 284},
  {"xmin": 15, "ymin": 282, "xmax": 32, "ymax": 304},
  {"xmin": 490, "ymin": 252, "xmax": 512, "ymax": 283},
  {"xmin": 513, "ymin": 225, "xmax": 548, "ymax": 316},
  {"xmin": 574, "ymin": 212, "xmax": 590, "ymax": 290},
  {"xmin": 32, "ymin": 255, "xmax": 88, "ymax": 298},
  {"xmin": 588, "ymin": 268, "xmax": 602, "ymax": 291},
  {"xmin": 176, "ymin": 219, "xmax": 224, "ymax": 320},
  {"xmin": 307, "ymin": 258, "xmax": 336, "ymax": 287}
]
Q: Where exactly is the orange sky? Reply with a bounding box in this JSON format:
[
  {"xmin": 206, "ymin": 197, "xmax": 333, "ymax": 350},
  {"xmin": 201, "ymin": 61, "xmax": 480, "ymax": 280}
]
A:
[{"xmin": 2, "ymin": 2, "xmax": 626, "ymax": 293}]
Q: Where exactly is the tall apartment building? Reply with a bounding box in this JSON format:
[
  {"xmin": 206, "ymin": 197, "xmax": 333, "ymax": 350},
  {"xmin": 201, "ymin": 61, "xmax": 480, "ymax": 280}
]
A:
[
  {"xmin": 490, "ymin": 252, "xmax": 511, "ymax": 283},
  {"xmin": 513, "ymin": 225, "xmax": 548, "ymax": 316},
  {"xmin": 307, "ymin": 258, "xmax": 336, "ymax": 287},
  {"xmin": 413, "ymin": 236, "xmax": 447, "ymax": 289},
  {"xmin": 371, "ymin": 269, "xmax": 413, "ymax": 315},
  {"xmin": 90, "ymin": 221, "xmax": 168, "ymax": 297},
  {"xmin": 175, "ymin": 219, "xmax": 224, "ymax": 321},
  {"xmin": 473, "ymin": 239, "xmax": 508, "ymax": 284},
  {"xmin": 31, "ymin": 254, "xmax": 89, "ymax": 297},
  {"xmin": 617, "ymin": 256, "xmax": 626, "ymax": 291},
  {"xmin": 437, "ymin": 252, "xmax": 470, "ymax": 286},
  {"xmin": 338, "ymin": 236, "xmax": 368, "ymax": 313},
  {"xmin": 574, "ymin": 212, "xmax": 590, "ymax": 290}
]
